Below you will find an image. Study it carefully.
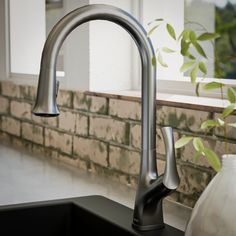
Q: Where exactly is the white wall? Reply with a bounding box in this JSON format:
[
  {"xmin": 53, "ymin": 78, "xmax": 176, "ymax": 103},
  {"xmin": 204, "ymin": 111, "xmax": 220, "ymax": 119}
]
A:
[
  {"xmin": 63, "ymin": 0, "xmax": 90, "ymax": 90},
  {"xmin": 142, "ymin": 0, "xmax": 184, "ymax": 81},
  {"xmin": 89, "ymin": 0, "xmax": 136, "ymax": 91},
  {"xmin": 9, "ymin": 0, "xmax": 45, "ymax": 75}
]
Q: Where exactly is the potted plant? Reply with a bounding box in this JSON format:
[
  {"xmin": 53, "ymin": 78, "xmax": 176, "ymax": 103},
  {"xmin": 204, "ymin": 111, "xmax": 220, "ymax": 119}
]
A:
[{"xmin": 148, "ymin": 20, "xmax": 236, "ymax": 235}]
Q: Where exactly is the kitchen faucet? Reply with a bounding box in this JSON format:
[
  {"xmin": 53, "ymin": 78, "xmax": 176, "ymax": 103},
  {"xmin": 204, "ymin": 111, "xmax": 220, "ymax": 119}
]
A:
[{"xmin": 32, "ymin": 4, "xmax": 180, "ymax": 231}]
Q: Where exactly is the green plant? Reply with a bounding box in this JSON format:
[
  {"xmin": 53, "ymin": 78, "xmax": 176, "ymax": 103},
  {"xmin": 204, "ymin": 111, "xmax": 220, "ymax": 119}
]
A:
[{"xmin": 148, "ymin": 19, "xmax": 236, "ymax": 172}]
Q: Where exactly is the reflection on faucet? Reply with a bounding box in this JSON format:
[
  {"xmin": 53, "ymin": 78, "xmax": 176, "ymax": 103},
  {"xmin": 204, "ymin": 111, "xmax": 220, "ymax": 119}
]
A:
[{"xmin": 32, "ymin": 4, "xmax": 180, "ymax": 231}]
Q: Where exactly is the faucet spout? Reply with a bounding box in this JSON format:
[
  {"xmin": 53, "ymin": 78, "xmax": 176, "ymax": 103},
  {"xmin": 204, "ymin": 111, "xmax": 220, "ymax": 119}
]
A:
[{"xmin": 32, "ymin": 4, "xmax": 179, "ymax": 231}]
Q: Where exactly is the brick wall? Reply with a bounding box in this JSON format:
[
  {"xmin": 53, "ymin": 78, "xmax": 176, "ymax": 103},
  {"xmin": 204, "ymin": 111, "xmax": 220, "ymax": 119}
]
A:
[{"xmin": 0, "ymin": 80, "xmax": 234, "ymax": 207}]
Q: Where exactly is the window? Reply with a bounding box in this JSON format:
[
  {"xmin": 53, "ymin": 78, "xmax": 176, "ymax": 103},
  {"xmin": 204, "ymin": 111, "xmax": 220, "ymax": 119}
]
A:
[
  {"xmin": 185, "ymin": 0, "xmax": 236, "ymax": 80},
  {"xmin": 1, "ymin": 0, "xmax": 236, "ymax": 97},
  {"xmin": 9, "ymin": 0, "xmax": 45, "ymax": 75}
]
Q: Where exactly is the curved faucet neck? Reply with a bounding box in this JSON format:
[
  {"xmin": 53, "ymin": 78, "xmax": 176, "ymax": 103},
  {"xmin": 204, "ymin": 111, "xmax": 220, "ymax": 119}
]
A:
[{"xmin": 34, "ymin": 4, "xmax": 157, "ymax": 181}]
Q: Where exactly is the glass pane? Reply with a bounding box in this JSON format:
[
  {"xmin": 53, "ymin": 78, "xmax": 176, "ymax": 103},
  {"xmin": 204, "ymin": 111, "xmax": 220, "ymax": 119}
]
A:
[{"xmin": 185, "ymin": 0, "xmax": 236, "ymax": 79}]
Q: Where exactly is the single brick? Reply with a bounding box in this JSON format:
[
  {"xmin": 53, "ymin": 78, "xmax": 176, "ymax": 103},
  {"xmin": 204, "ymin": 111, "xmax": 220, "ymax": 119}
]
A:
[
  {"xmin": 19, "ymin": 85, "xmax": 29, "ymax": 100},
  {"xmin": 157, "ymin": 106, "xmax": 210, "ymax": 133},
  {"xmin": 28, "ymin": 86, "xmax": 37, "ymax": 101},
  {"xmin": 10, "ymin": 101, "xmax": 31, "ymax": 120},
  {"xmin": 130, "ymin": 123, "xmax": 141, "ymax": 149},
  {"xmin": 32, "ymin": 115, "xmax": 58, "ymax": 127},
  {"xmin": 1, "ymin": 116, "xmax": 20, "ymax": 136},
  {"xmin": 109, "ymin": 145, "xmax": 140, "ymax": 175},
  {"xmin": 1, "ymin": 81, "xmax": 20, "ymax": 98},
  {"xmin": 73, "ymin": 136, "xmax": 108, "ymax": 167},
  {"xmin": 45, "ymin": 129, "xmax": 72, "ymax": 155},
  {"xmin": 75, "ymin": 113, "xmax": 88, "ymax": 136},
  {"xmin": 57, "ymin": 90, "xmax": 72, "ymax": 107},
  {"xmin": 22, "ymin": 122, "xmax": 44, "ymax": 145},
  {"xmin": 58, "ymin": 109, "xmax": 76, "ymax": 132},
  {"xmin": 0, "ymin": 96, "xmax": 9, "ymax": 113},
  {"xmin": 88, "ymin": 95, "xmax": 107, "ymax": 114},
  {"xmin": 73, "ymin": 91, "xmax": 89, "ymax": 111},
  {"xmin": 109, "ymin": 99, "xmax": 141, "ymax": 120},
  {"xmin": 89, "ymin": 116, "xmax": 127, "ymax": 144},
  {"xmin": 177, "ymin": 165, "xmax": 211, "ymax": 195}
]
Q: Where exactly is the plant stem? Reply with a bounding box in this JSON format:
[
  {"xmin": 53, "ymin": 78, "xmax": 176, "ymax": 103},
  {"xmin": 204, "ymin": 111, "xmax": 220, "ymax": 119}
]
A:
[
  {"xmin": 220, "ymin": 85, "xmax": 228, "ymax": 154},
  {"xmin": 224, "ymin": 121, "xmax": 229, "ymax": 155}
]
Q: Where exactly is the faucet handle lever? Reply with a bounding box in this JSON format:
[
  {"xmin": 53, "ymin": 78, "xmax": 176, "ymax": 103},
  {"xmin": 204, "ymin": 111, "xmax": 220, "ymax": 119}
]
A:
[{"xmin": 161, "ymin": 127, "xmax": 180, "ymax": 190}]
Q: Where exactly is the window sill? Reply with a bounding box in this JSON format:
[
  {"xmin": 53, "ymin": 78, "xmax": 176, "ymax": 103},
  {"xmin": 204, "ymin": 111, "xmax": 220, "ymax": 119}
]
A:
[{"xmin": 86, "ymin": 90, "xmax": 229, "ymax": 113}]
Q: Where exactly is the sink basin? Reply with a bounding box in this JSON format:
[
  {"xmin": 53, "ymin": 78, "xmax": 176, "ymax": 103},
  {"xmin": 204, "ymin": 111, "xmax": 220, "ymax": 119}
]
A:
[{"xmin": 0, "ymin": 196, "xmax": 184, "ymax": 236}]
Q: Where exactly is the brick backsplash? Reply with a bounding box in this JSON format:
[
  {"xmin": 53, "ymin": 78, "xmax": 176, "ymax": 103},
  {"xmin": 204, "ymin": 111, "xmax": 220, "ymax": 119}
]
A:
[{"xmin": 1, "ymin": 80, "xmax": 233, "ymax": 208}]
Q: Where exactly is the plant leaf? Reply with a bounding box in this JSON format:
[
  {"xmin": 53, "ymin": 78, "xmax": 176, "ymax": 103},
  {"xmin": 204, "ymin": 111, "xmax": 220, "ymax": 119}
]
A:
[
  {"xmin": 147, "ymin": 18, "xmax": 164, "ymax": 25},
  {"xmin": 193, "ymin": 137, "xmax": 204, "ymax": 152},
  {"xmin": 189, "ymin": 31, "xmax": 197, "ymax": 43},
  {"xmin": 157, "ymin": 52, "xmax": 168, "ymax": 67},
  {"xmin": 181, "ymin": 39, "xmax": 190, "ymax": 56},
  {"xmin": 227, "ymin": 87, "xmax": 236, "ymax": 103},
  {"xmin": 187, "ymin": 53, "xmax": 196, "ymax": 60},
  {"xmin": 203, "ymin": 82, "xmax": 225, "ymax": 90},
  {"xmin": 190, "ymin": 64, "xmax": 199, "ymax": 84},
  {"xmin": 199, "ymin": 62, "xmax": 207, "ymax": 74},
  {"xmin": 222, "ymin": 104, "xmax": 235, "ymax": 118},
  {"xmin": 148, "ymin": 25, "xmax": 160, "ymax": 37},
  {"xmin": 180, "ymin": 61, "xmax": 195, "ymax": 73},
  {"xmin": 166, "ymin": 23, "xmax": 176, "ymax": 40},
  {"xmin": 217, "ymin": 118, "xmax": 225, "ymax": 126},
  {"xmin": 175, "ymin": 136, "xmax": 193, "ymax": 149},
  {"xmin": 202, "ymin": 148, "xmax": 222, "ymax": 172},
  {"xmin": 197, "ymin": 32, "xmax": 220, "ymax": 41},
  {"xmin": 178, "ymin": 29, "xmax": 191, "ymax": 41},
  {"xmin": 201, "ymin": 120, "xmax": 219, "ymax": 129},
  {"xmin": 162, "ymin": 47, "xmax": 175, "ymax": 53},
  {"xmin": 193, "ymin": 41, "xmax": 207, "ymax": 58}
]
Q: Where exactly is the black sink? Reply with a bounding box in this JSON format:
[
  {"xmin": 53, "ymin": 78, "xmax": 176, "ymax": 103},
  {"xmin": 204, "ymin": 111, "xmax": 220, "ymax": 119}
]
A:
[{"xmin": 0, "ymin": 196, "xmax": 184, "ymax": 236}]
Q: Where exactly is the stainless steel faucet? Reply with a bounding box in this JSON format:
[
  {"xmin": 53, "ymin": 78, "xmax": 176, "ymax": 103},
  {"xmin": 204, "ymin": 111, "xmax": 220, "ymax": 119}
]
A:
[{"xmin": 32, "ymin": 4, "xmax": 180, "ymax": 231}]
